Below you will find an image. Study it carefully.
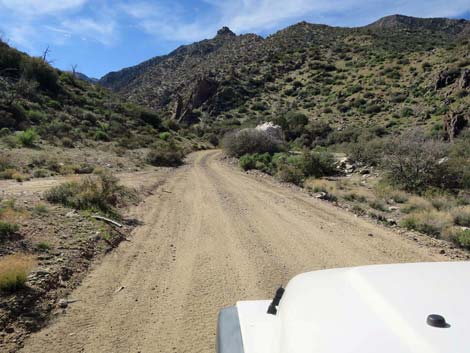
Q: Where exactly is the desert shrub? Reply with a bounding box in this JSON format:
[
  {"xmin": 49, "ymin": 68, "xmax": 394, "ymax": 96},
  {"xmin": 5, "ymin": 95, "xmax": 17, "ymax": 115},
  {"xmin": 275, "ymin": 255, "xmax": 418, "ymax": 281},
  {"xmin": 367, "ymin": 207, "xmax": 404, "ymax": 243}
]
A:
[
  {"xmin": 32, "ymin": 204, "xmax": 48, "ymax": 216},
  {"xmin": 32, "ymin": 169, "xmax": 50, "ymax": 178},
  {"xmin": 0, "ymin": 168, "xmax": 19, "ymax": 180},
  {"xmin": 39, "ymin": 119, "xmax": 70, "ymax": 138},
  {"xmin": 348, "ymin": 138, "xmax": 385, "ymax": 166},
  {"xmin": 369, "ymin": 200, "xmax": 388, "ymax": 212},
  {"xmin": 21, "ymin": 57, "xmax": 59, "ymax": 93},
  {"xmin": 428, "ymin": 195, "xmax": 453, "ymax": 211},
  {"xmin": 61, "ymin": 137, "xmax": 74, "ymax": 148},
  {"xmin": 35, "ymin": 242, "xmax": 51, "ymax": 251},
  {"xmin": 274, "ymin": 111, "xmax": 309, "ymax": 141},
  {"xmin": 382, "ymin": 130, "xmax": 456, "ymax": 192},
  {"xmin": 400, "ymin": 107, "xmax": 414, "ymax": 117},
  {"xmin": 0, "ymin": 221, "xmax": 19, "ymax": 239},
  {"xmin": 0, "ymin": 44, "xmax": 23, "ymax": 74},
  {"xmin": 239, "ymin": 153, "xmax": 274, "ymax": 173},
  {"xmin": 454, "ymin": 229, "xmax": 470, "ymax": 249},
  {"xmin": 17, "ymin": 128, "xmax": 39, "ymax": 147},
  {"xmin": 26, "ymin": 110, "xmax": 47, "ymax": 123},
  {"xmin": 146, "ymin": 148, "xmax": 183, "ymax": 167},
  {"xmin": 401, "ymin": 196, "xmax": 433, "ymax": 214},
  {"xmin": 276, "ymin": 161, "xmax": 304, "ymax": 185},
  {"xmin": 239, "ymin": 155, "xmax": 256, "ymax": 171},
  {"xmin": 140, "ymin": 110, "xmax": 162, "ymax": 129},
  {"xmin": 252, "ymin": 102, "xmax": 268, "ymax": 111},
  {"xmin": 373, "ymin": 183, "xmax": 409, "ymax": 203},
  {"xmin": 0, "ymin": 127, "xmax": 11, "ymax": 137},
  {"xmin": 45, "ymin": 173, "xmax": 129, "ymax": 215},
  {"xmin": 159, "ymin": 132, "xmax": 172, "ymax": 141},
  {"xmin": 94, "ymin": 130, "xmax": 110, "ymax": 141},
  {"xmin": 222, "ymin": 129, "xmax": 284, "ymax": 157},
  {"xmin": 0, "ymin": 154, "xmax": 13, "ymax": 171},
  {"xmin": 344, "ymin": 193, "xmax": 367, "ymax": 203},
  {"xmin": 364, "ymin": 104, "xmax": 381, "ymax": 114},
  {"xmin": 453, "ymin": 206, "xmax": 470, "ymax": 227},
  {"xmin": 299, "ymin": 152, "xmax": 337, "ymax": 178},
  {"xmin": 304, "ymin": 121, "xmax": 333, "ymax": 146},
  {"xmin": 400, "ymin": 210, "xmax": 452, "ymax": 237},
  {"xmin": 0, "ymin": 254, "xmax": 36, "ymax": 292},
  {"xmin": 2, "ymin": 135, "xmax": 18, "ymax": 148}
]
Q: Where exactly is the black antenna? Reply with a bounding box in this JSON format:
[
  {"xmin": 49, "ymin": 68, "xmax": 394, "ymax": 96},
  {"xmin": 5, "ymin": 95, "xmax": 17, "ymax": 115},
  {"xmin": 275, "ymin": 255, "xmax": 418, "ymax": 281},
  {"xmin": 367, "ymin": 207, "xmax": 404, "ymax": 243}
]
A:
[{"xmin": 267, "ymin": 286, "xmax": 285, "ymax": 315}]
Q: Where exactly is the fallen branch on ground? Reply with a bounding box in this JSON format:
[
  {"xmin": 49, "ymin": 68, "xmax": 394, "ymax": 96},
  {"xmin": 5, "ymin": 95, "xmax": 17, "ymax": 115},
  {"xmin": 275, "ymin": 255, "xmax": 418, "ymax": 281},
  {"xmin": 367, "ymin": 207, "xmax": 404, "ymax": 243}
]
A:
[{"xmin": 92, "ymin": 215, "xmax": 123, "ymax": 228}]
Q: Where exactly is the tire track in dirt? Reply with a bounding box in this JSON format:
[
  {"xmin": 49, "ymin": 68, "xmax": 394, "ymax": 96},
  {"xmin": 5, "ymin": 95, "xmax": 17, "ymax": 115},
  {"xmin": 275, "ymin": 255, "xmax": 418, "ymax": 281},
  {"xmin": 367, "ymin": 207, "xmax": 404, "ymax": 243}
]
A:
[{"xmin": 19, "ymin": 150, "xmax": 446, "ymax": 353}]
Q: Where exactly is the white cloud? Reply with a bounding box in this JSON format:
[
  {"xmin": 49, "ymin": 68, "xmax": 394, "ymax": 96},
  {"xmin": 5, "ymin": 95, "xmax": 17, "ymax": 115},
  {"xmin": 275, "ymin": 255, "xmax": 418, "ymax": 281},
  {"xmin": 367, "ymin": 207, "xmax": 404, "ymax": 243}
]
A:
[
  {"xmin": 61, "ymin": 17, "xmax": 117, "ymax": 45},
  {"xmin": 0, "ymin": 0, "xmax": 87, "ymax": 16},
  {"xmin": 0, "ymin": 0, "xmax": 118, "ymax": 50},
  {"xmin": 120, "ymin": 0, "xmax": 470, "ymax": 43},
  {"xmin": 1, "ymin": 0, "xmax": 469, "ymax": 54}
]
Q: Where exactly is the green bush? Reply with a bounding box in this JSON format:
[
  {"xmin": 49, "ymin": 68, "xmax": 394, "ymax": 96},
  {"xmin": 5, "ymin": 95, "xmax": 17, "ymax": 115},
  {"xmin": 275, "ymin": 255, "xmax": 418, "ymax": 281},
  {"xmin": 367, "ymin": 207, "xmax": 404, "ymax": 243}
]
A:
[
  {"xmin": 348, "ymin": 138, "xmax": 385, "ymax": 166},
  {"xmin": 299, "ymin": 152, "xmax": 337, "ymax": 178},
  {"xmin": 239, "ymin": 153, "xmax": 274, "ymax": 173},
  {"xmin": 16, "ymin": 128, "xmax": 39, "ymax": 147},
  {"xmin": 239, "ymin": 155, "xmax": 256, "ymax": 171},
  {"xmin": 400, "ymin": 211, "xmax": 451, "ymax": 237},
  {"xmin": 276, "ymin": 161, "xmax": 304, "ymax": 185},
  {"xmin": 94, "ymin": 130, "xmax": 110, "ymax": 141},
  {"xmin": 21, "ymin": 57, "xmax": 59, "ymax": 93},
  {"xmin": 382, "ymin": 130, "xmax": 454, "ymax": 192},
  {"xmin": 222, "ymin": 129, "xmax": 284, "ymax": 157},
  {"xmin": 36, "ymin": 242, "xmax": 52, "ymax": 251},
  {"xmin": 0, "ymin": 154, "xmax": 13, "ymax": 171},
  {"xmin": 146, "ymin": 148, "xmax": 183, "ymax": 167},
  {"xmin": 159, "ymin": 132, "xmax": 172, "ymax": 141},
  {"xmin": 274, "ymin": 111, "xmax": 309, "ymax": 141},
  {"xmin": 140, "ymin": 110, "xmax": 162, "ymax": 129},
  {"xmin": 0, "ymin": 221, "xmax": 20, "ymax": 238},
  {"xmin": 45, "ymin": 173, "xmax": 129, "ymax": 215},
  {"xmin": 0, "ymin": 128, "xmax": 11, "ymax": 137},
  {"xmin": 454, "ymin": 229, "xmax": 470, "ymax": 249},
  {"xmin": 454, "ymin": 208, "xmax": 470, "ymax": 227}
]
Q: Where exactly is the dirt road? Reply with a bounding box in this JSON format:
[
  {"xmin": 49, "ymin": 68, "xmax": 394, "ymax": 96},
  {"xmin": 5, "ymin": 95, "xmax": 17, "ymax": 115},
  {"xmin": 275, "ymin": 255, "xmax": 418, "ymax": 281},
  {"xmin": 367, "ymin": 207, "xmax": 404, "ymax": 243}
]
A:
[{"xmin": 19, "ymin": 150, "xmax": 445, "ymax": 353}]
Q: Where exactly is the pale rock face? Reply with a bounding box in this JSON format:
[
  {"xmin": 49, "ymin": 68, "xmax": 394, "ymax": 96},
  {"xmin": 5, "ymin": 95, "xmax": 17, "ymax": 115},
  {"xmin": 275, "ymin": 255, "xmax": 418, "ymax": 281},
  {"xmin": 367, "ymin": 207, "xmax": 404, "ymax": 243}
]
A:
[{"xmin": 255, "ymin": 122, "xmax": 283, "ymax": 140}]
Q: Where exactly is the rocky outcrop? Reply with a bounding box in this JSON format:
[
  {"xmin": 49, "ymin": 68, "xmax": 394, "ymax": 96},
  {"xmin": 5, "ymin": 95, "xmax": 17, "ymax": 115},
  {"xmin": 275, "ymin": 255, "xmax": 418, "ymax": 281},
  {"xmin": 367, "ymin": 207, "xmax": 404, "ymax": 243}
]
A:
[
  {"xmin": 172, "ymin": 76, "xmax": 219, "ymax": 124},
  {"xmin": 190, "ymin": 76, "xmax": 219, "ymax": 108},
  {"xmin": 216, "ymin": 27, "xmax": 236, "ymax": 38},
  {"xmin": 435, "ymin": 69, "xmax": 461, "ymax": 90},
  {"xmin": 458, "ymin": 69, "xmax": 470, "ymax": 89},
  {"xmin": 444, "ymin": 111, "xmax": 469, "ymax": 140}
]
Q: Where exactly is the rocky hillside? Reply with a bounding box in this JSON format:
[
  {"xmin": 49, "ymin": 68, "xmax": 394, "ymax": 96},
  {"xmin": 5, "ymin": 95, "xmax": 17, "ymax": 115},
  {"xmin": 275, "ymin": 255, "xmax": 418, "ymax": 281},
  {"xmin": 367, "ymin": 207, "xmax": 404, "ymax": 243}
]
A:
[
  {"xmin": 0, "ymin": 40, "xmax": 188, "ymax": 149},
  {"xmin": 99, "ymin": 15, "xmax": 470, "ymax": 139}
]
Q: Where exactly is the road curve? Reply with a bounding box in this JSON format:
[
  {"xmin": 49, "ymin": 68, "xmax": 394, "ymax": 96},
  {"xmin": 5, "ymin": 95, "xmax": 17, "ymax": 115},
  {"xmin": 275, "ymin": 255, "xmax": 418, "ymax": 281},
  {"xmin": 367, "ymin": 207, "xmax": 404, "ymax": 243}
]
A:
[{"xmin": 20, "ymin": 150, "xmax": 445, "ymax": 353}]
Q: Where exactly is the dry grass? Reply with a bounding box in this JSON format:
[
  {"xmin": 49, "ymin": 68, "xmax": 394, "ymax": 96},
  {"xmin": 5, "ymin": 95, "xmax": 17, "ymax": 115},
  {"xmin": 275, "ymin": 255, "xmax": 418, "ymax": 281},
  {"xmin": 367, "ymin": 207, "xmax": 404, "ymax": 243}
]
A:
[
  {"xmin": 452, "ymin": 206, "xmax": 470, "ymax": 227},
  {"xmin": 305, "ymin": 178, "xmax": 337, "ymax": 193},
  {"xmin": 0, "ymin": 254, "xmax": 36, "ymax": 292},
  {"xmin": 373, "ymin": 183, "xmax": 409, "ymax": 203},
  {"xmin": 0, "ymin": 201, "xmax": 27, "ymax": 223},
  {"xmin": 429, "ymin": 195, "xmax": 454, "ymax": 211},
  {"xmin": 401, "ymin": 196, "xmax": 433, "ymax": 214},
  {"xmin": 400, "ymin": 210, "xmax": 453, "ymax": 237}
]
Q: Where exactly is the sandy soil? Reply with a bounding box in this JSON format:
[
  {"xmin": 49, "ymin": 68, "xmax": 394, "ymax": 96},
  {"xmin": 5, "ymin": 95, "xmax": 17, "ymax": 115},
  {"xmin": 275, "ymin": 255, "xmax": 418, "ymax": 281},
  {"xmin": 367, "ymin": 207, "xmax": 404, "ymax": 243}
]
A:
[{"xmin": 18, "ymin": 150, "xmax": 447, "ymax": 353}]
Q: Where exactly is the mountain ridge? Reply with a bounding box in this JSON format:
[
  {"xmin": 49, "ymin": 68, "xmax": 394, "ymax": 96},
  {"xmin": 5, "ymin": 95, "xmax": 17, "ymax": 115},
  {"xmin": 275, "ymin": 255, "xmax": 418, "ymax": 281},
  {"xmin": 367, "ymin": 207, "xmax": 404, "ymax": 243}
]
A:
[
  {"xmin": 100, "ymin": 14, "xmax": 470, "ymax": 84},
  {"xmin": 98, "ymin": 14, "xmax": 470, "ymax": 137}
]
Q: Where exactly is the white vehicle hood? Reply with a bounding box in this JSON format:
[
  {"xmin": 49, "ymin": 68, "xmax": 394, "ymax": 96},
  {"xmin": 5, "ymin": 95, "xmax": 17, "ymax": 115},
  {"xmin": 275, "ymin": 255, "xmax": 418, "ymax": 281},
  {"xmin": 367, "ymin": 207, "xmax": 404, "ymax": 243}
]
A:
[{"xmin": 236, "ymin": 262, "xmax": 470, "ymax": 353}]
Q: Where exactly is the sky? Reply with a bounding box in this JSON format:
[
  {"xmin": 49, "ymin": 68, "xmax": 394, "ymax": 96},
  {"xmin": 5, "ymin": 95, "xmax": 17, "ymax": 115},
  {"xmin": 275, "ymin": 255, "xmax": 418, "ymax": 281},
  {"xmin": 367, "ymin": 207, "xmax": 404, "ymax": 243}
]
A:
[{"xmin": 0, "ymin": 1, "xmax": 469, "ymax": 78}]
